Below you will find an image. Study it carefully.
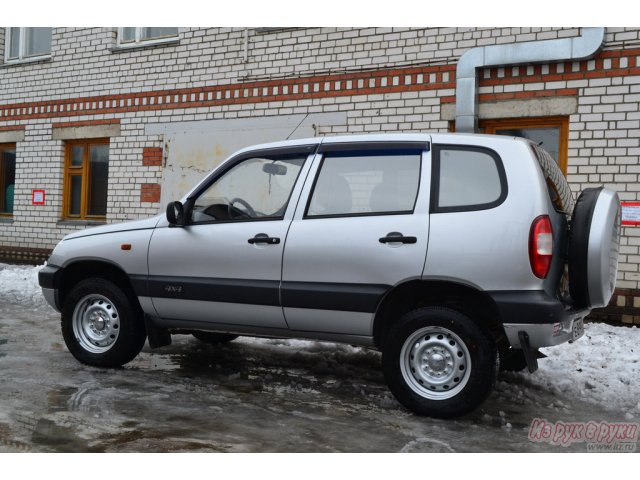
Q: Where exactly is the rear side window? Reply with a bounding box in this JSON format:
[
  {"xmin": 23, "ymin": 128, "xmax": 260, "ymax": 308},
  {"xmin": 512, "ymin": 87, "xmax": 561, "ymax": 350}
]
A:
[
  {"xmin": 306, "ymin": 150, "xmax": 422, "ymax": 218},
  {"xmin": 531, "ymin": 143, "xmax": 574, "ymax": 214},
  {"xmin": 432, "ymin": 145, "xmax": 507, "ymax": 212}
]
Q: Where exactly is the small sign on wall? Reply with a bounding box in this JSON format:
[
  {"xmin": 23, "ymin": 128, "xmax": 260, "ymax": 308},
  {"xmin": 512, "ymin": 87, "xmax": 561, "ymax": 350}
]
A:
[
  {"xmin": 621, "ymin": 201, "xmax": 640, "ymax": 227},
  {"xmin": 32, "ymin": 189, "xmax": 45, "ymax": 206}
]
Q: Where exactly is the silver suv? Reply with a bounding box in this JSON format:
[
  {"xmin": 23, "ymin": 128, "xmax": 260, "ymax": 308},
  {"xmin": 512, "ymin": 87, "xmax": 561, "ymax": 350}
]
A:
[{"xmin": 39, "ymin": 133, "xmax": 621, "ymax": 418}]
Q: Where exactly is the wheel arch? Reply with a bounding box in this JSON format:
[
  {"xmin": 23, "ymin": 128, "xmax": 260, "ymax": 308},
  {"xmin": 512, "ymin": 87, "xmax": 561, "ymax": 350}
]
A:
[
  {"xmin": 58, "ymin": 259, "xmax": 142, "ymax": 314},
  {"xmin": 372, "ymin": 279, "xmax": 508, "ymax": 351}
]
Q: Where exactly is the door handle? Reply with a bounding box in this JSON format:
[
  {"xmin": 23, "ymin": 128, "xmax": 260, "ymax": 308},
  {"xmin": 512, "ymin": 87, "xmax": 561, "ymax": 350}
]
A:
[
  {"xmin": 248, "ymin": 233, "xmax": 280, "ymax": 245},
  {"xmin": 379, "ymin": 232, "xmax": 417, "ymax": 244}
]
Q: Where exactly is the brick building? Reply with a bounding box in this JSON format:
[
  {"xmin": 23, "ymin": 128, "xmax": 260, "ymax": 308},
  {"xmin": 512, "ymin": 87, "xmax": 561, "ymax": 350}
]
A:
[{"xmin": 1, "ymin": 27, "xmax": 639, "ymax": 323}]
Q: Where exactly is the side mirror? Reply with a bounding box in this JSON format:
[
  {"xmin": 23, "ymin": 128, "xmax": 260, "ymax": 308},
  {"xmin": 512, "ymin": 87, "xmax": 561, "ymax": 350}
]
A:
[{"xmin": 166, "ymin": 201, "xmax": 185, "ymax": 227}]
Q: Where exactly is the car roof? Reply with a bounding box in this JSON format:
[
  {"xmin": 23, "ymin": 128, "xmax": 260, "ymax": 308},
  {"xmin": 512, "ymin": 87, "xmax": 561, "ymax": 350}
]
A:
[{"xmin": 231, "ymin": 132, "xmax": 530, "ymax": 156}]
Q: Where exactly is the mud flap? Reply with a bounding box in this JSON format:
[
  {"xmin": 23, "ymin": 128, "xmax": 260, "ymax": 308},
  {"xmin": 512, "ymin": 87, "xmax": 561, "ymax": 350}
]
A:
[
  {"xmin": 144, "ymin": 314, "xmax": 172, "ymax": 348},
  {"xmin": 518, "ymin": 331, "xmax": 539, "ymax": 373}
]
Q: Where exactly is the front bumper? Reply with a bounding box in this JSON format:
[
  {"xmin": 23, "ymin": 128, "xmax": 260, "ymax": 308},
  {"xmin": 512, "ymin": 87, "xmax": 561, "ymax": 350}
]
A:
[
  {"xmin": 489, "ymin": 290, "xmax": 589, "ymax": 349},
  {"xmin": 38, "ymin": 265, "xmax": 62, "ymax": 312}
]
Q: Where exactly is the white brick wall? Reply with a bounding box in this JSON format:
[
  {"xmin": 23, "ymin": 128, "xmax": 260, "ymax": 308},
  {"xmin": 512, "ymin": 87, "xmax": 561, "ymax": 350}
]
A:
[{"xmin": 1, "ymin": 27, "xmax": 640, "ymax": 294}]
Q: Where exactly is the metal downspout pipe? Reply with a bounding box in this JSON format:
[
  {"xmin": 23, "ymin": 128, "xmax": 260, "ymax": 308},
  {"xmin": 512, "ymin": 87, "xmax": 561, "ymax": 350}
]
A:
[{"xmin": 455, "ymin": 28, "xmax": 606, "ymax": 133}]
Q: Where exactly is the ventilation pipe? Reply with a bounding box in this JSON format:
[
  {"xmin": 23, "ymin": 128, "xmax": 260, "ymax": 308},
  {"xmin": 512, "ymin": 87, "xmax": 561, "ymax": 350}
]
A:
[{"xmin": 455, "ymin": 28, "xmax": 606, "ymax": 133}]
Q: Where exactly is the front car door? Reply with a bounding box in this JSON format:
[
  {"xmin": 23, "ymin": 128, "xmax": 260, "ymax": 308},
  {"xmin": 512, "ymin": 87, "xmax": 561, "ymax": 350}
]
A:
[
  {"xmin": 147, "ymin": 143, "xmax": 317, "ymax": 331},
  {"xmin": 282, "ymin": 139, "xmax": 432, "ymax": 339}
]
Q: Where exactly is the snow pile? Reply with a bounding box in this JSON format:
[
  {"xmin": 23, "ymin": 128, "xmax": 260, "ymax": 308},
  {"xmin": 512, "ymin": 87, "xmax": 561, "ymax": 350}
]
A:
[
  {"xmin": 532, "ymin": 322, "xmax": 640, "ymax": 416},
  {"xmin": 0, "ymin": 263, "xmax": 46, "ymax": 305}
]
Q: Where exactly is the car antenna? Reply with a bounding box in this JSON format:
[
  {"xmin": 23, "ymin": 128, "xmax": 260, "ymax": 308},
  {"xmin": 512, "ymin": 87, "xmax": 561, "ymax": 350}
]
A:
[{"xmin": 286, "ymin": 113, "xmax": 310, "ymax": 140}]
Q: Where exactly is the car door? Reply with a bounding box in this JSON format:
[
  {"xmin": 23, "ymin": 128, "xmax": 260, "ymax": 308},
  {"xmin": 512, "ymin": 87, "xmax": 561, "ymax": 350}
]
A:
[
  {"xmin": 281, "ymin": 140, "xmax": 431, "ymax": 336},
  {"xmin": 146, "ymin": 144, "xmax": 316, "ymax": 330}
]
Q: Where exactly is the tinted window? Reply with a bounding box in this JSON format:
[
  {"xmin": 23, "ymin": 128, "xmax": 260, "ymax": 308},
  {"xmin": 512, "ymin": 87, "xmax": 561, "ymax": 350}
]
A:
[
  {"xmin": 307, "ymin": 151, "xmax": 421, "ymax": 217},
  {"xmin": 434, "ymin": 146, "xmax": 505, "ymax": 210}
]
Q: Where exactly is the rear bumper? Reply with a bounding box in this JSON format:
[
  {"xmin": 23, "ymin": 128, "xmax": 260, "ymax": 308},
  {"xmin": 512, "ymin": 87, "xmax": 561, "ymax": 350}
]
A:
[
  {"xmin": 503, "ymin": 317, "xmax": 585, "ymax": 349},
  {"xmin": 489, "ymin": 290, "xmax": 589, "ymax": 348}
]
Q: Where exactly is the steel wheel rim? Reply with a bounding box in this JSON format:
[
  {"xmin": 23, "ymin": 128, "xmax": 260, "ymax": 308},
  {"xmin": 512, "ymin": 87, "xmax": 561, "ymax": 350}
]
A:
[
  {"xmin": 399, "ymin": 326, "xmax": 471, "ymax": 400},
  {"xmin": 72, "ymin": 294, "xmax": 120, "ymax": 354}
]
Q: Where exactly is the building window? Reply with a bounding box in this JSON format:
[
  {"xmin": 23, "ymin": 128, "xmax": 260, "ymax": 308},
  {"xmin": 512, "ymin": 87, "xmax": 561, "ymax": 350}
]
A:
[
  {"xmin": 0, "ymin": 144, "xmax": 16, "ymax": 216},
  {"xmin": 118, "ymin": 27, "xmax": 179, "ymax": 47},
  {"xmin": 481, "ymin": 117, "xmax": 569, "ymax": 173},
  {"xmin": 5, "ymin": 27, "xmax": 52, "ymax": 62},
  {"xmin": 63, "ymin": 140, "xmax": 109, "ymax": 220}
]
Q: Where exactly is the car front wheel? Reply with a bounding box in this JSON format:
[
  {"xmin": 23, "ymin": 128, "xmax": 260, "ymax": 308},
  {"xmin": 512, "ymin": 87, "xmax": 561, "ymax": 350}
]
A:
[
  {"xmin": 382, "ymin": 306, "xmax": 497, "ymax": 418},
  {"xmin": 61, "ymin": 278, "xmax": 147, "ymax": 368}
]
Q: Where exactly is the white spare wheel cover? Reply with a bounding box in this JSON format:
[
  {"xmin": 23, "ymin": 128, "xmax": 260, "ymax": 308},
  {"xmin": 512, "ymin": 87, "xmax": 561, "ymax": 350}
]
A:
[{"xmin": 569, "ymin": 187, "xmax": 621, "ymax": 309}]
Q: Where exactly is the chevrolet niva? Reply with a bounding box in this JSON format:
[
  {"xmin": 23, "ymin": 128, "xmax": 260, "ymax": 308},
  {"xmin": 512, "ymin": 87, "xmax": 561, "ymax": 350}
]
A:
[{"xmin": 39, "ymin": 133, "xmax": 621, "ymax": 418}]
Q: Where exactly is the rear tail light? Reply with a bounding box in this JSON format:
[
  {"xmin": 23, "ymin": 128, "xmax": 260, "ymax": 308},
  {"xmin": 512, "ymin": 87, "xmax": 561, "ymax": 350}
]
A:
[{"xmin": 529, "ymin": 215, "xmax": 553, "ymax": 279}]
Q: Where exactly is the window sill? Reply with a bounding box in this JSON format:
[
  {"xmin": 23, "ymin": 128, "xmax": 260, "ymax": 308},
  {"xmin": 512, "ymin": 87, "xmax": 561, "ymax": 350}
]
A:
[
  {"xmin": 0, "ymin": 217, "xmax": 14, "ymax": 224},
  {"xmin": 0, "ymin": 56, "xmax": 52, "ymax": 68},
  {"xmin": 57, "ymin": 219, "xmax": 106, "ymax": 227},
  {"xmin": 109, "ymin": 38, "xmax": 180, "ymax": 53}
]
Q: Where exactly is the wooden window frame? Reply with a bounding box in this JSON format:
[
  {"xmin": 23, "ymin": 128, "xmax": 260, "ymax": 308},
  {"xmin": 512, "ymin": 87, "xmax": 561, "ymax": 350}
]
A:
[
  {"xmin": 0, "ymin": 143, "xmax": 16, "ymax": 217},
  {"xmin": 63, "ymin": 139, "xmax": 110, "ymax": 221},
  {"xmin": 480, "ymin": 116, "xmax": 569, "ymax": 174}
]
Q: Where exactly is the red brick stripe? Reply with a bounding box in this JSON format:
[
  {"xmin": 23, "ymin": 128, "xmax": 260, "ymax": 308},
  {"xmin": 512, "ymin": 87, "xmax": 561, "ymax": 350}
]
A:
[
  {"xmin": 52, "ymin": 119, "xmax": 121, "ymax": 128},
  {"xmin": 0, "ymin": 65, "xmax": 457, "ymax": 122},
  {"xmin": 440, "ymin": 88, "xmax": 579, "ymax": 104},
  {"xmin": 0, "ymin": 47, "xmax": 638, "ymax": 125}
]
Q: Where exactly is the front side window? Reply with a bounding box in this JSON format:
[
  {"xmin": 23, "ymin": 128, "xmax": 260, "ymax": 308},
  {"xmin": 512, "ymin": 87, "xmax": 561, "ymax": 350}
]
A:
[
  {"xmin": 118, "ymin": 27, "xmax": 179, "ymax": 46},
  {"xmin": 433, "ymin": 145, "xmax": 506, "ymax": 212},
  {"xmin": 190, "ymin": 154, "xmax": 306, "ymax": 224},
  {"xmin": 306, "ymin": 150, "xmax": 422, "ymax": 218},
  {"xmin": 5, "ymin": 27, "xmax": 52, "ymax": 61},
  {"xmin": 0, "ymin": 144, "xmax": 16, "ymax": 216},
  {"xmin": 63, "ymin": 140, "xmax": 109, "ymax": 220}
]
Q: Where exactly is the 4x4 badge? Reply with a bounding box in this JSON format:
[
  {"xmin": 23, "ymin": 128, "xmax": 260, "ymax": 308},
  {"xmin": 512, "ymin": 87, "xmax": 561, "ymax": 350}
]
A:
[{"xmin": 163, "ymin": 285, "xmax": 183, "ymax": 294}]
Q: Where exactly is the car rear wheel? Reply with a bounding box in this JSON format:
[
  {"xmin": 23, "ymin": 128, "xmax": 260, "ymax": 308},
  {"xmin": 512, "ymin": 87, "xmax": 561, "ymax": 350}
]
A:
[
  {"xmin": 61, "ymin": 278, "xmax": 146, "ymax": 368},
  {"xmin": 499, "ymin": 349, "xmax": 528, "ymax": 372},
  {"xmin": 382, "ymin": 306, "xmax": 497, "ymax": 418},
  {"xmin": 192, "ymin": 332, "xmax": 238, "ymax": 345}
]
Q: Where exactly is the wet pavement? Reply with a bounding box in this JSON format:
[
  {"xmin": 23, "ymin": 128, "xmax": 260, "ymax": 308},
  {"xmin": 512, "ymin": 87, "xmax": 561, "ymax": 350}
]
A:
[{"xmin": 0, "ymin": 285, "xmax": 634, "ymax": 452}]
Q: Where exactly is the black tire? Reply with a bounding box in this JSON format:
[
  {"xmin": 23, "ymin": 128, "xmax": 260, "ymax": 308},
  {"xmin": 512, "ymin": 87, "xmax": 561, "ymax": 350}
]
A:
[
  {"xmin": 382, "ymin": 307, "xmax": 497, "ymax": 418},
  {"xmin": 192, "ymin": 332, "xmax": 238, "ymax": 345},
  {"xmin": 61, "ymin": 278, "xmax": 147, "ymax": 368},
  {"xmin": 499, "ymin": 349, "xmax": 528, "ymax": 372}
]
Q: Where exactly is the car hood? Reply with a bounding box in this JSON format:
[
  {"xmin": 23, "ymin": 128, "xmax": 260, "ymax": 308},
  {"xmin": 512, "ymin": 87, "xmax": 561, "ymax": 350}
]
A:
[{"xmin": 63, "ymin": 216, "xmax": 162, "ymax": 241}]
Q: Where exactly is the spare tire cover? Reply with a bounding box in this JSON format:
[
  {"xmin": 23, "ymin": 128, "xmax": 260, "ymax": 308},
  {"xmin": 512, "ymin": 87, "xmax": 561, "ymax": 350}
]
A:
[{"xmin": 569, "ymin": 187, "xmax": 621, "ymax": 309}]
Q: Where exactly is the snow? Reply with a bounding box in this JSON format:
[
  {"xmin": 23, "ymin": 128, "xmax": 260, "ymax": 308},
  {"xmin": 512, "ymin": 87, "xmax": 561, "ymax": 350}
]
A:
[
  {"xmin": 0, "ymin": 263, "xmax": 46, "ymax": 305},
  {"xmin": 1, "ymin": 262, "xmax": 639, "ymax": 417},
  {"xmin": 534, "ymin": 322, "xmax": 640, "ymax": 416}
]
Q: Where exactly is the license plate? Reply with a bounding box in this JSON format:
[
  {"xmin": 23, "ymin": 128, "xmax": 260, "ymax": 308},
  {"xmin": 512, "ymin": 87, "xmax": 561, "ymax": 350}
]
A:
[{"xmin": 571, "ymin": 318, "xmax": 584, "ymax": 342}]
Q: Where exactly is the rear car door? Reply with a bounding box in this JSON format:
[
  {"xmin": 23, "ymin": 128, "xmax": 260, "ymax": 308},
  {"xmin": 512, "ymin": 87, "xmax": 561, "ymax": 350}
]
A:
[
  {"xmin": 281, "ymin": 140, "xmax": 431, "ymax": 337},
  {"xmin": 146, "ymin": 144, "xmax": 316, "ymax": 330}
]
